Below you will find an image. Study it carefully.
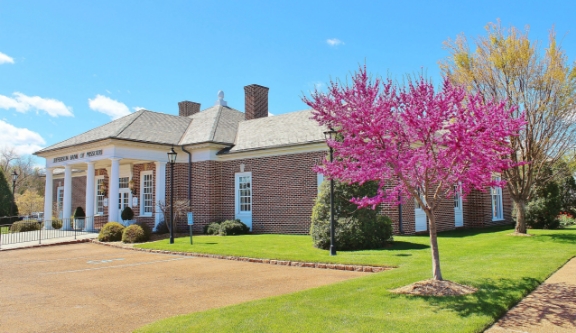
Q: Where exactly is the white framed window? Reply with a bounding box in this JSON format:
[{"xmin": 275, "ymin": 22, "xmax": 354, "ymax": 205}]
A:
[
  {"xmin": 415, "ymin": 187, "xmax": 425, "ymax": 209},
  {"xmin": 140, "ymin": 171, "xmax": 153, "ymax": 216},
  {"xmin": 317, "ymin": 173, "xmax": 324, "ymax": 194},
  {"xmin": 235, "ymin": 172, "xmax": 252, "ymax": 214},
  {"xmin": 119, "ymin": 177, "xmax": 129, "ymax": 189},
  {"xmin": 491, "ymin": 176, "xmax": 504, "ymax": 221},
  {"xmin": 56, "ymin": 186, "xmax": 64, "ymax": 218},
  {"xmin": 95, "ymin": 176, "xmax": 105, "ymax": 215}
]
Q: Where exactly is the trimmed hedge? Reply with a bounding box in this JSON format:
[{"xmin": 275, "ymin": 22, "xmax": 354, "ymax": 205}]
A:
[
  {"xmin": 204, "ymin": 222, "xmax": 221, "ymax": 235},
  {"xmin": 203, "ymin": 220, "xmax": 250, "ymax": 236},
  {"xmin": 153, "ymin": 220, "xmax": 169, "ymax": 234},
  {"xmin": 52, "ymin": 218, "xmax": 63, "ymax": 229},
  {"xmin": 10, "ymin": 220, "xmax": 42, "ymax": 233},
  {"xmin": 311, "ymin": 180, "xmax": 393, "ymax": 251},
  {"xmin": 98, "ymin": 222, "xmax": 125, "ymax": 242},
  {"xmin": 121, "ymin": 206, "xmax": 135, "ymax": 221},
  {"xmin": 121, "ymin": 222, "xmax": 152, "ymax": 243}
]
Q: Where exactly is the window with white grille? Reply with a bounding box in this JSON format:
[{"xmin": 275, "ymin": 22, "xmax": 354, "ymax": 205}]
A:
[
  {"xmin": 235, "ymin": 173, "xmax": 252, "ymax": 214},
  {"xmin": 95, "ymin": 178, "xmax": 104, "ymax": 215},
  {"xmin": 140, "ymin": 171, "xmax": 153, "ymax": 216},
  {"xmin": 119, "ymin": 177, "xmax": 129, "ymax": 189}
]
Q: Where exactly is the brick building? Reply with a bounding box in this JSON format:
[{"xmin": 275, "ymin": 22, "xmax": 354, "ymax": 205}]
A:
[{"xmin": 34, "ymin": 84, "xmax": 512, "ymax": 235}]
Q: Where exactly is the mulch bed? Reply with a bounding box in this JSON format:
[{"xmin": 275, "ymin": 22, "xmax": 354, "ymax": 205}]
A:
[{"xmin": 390, "ymin": 279, "xmax": 477, "ymax": 296}]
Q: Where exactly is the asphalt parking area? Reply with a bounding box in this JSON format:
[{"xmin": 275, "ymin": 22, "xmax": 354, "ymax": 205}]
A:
[{"xmin": 0, "ymin": 243, "xmax": 365, "ymax": 333}]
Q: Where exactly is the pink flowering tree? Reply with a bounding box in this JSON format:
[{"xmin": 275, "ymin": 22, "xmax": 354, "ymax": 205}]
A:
[{"xmin": 303, "ymin": 67, "xmax": 524, "ymax": 281}]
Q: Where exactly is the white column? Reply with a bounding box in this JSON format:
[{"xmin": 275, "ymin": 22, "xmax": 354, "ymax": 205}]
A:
[
  {"xmin": 43, "ymin": 168, "xmax": 54, "ymax": 230},
  {"xmin": 108, "ymin": 158, "xmax": 121, "ymax": 222},
  {"xmin": 85, "ymin": 162, "xmax": 95, "ymax": 231},
  {"xmin": 62, "ymin": 164, "xmax": 72, "ymax": 230},
  {"xmin": 154, "ymin": 161, "xmax": 166, "ymax": 228}
]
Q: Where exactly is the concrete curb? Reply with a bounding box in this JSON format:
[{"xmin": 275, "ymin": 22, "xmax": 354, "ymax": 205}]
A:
[
  {"xmin": 90, "ymin": 240, "xmax": 395, "ymax": 273},
  {"xmin": 0, "ymin": 238, "xmax": 93, "ymax": 252}
]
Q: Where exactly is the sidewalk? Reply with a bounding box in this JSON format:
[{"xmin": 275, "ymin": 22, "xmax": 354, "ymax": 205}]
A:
[
  {"xmin": 0, "ymin": 231, "xmax": 98, "ymax": 251},
  {"xmin": 486, "ymin": 257, "xmax": 576, "ymax": 333}
]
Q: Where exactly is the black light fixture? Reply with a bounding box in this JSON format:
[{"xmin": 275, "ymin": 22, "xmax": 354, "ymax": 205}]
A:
[
  {"xmin": 167, "ymin": 147, "xmax": 177, "ymax": 244},
  {"xmin": 11, "ymin": 170, "xmax": 18, "ymax": 218},
  {"xmin": 323, "ymin": 128, "xmax": 337, "ymax": 256}
]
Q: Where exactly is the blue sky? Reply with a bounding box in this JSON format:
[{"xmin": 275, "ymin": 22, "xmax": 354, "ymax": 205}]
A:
[{"xmin": 1, "ymin": 0, "xmax": 575, "ymax": 162}]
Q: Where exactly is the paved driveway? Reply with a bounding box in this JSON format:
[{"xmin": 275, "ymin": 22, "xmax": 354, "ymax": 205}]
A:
[{"xmin": 0, "ymin": 243, "xmax": 365, "ymax": 333}]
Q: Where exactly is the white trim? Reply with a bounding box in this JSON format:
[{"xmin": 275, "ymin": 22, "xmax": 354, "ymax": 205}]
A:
[
  {"xmin": 218, "ymin": 142, "xmax": 327, "ymax": 161},
  {"xmin": 56, "ymin": 186, "xmax": 64, "ymax": 219},
  {"xmin": 140, "ymin": 170, "xmax": 154, "ymax": 217},
  {"xmin": 317, "ymin": 173, "xmax": 324, "ymax": 194},
  {"xmin": 491, "ymin": 176, "xmax": 504, "ymax": 221},
  {"xmin": 235, "ymin": 172, "xmax": 253, "ymax": 230}
]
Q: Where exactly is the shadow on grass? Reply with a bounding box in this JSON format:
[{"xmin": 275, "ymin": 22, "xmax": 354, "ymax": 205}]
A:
[
  {"xmin": 437, "ymin": 225, "xmax": 514, "ymax": 238},
  {"xmin": 532, "ymin": 233, "xmax": 576, "ymax": 244},
  {"xmin": 391, "ymin": 277, "xmax": 540, "ymax": 320},
  {"xmin": 388, "ymin": 241, "xmax": 429, "ymax": 251}
]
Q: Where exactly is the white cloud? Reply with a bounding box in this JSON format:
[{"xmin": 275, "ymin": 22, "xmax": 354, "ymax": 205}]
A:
[
  {"xmin": 0, "ymin": 92, "xmax": 73, "ymax": 117},
  {"xmin": 326, "ymin": 38, "xmax": 344, "ymax": 47},
  {"xmin": 88, "ymin": 94, "xmax": 131, "ymax": 120},
  {"xmin": 132, "ymin": 106, "xmax": 145, "ymax": 112},
  {"xmin": 0, "ymin": 120, "xmax": 45, "ymax": 155},
  {"xmin": 0, "ymin": 52, "xmax": 14, "ymax": 64}
]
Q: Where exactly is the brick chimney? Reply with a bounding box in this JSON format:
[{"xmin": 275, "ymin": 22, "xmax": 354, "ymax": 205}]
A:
[
  {"xmin": 244, "ymin": 84, "xmax": 269, "ymax": 120},
  {"xmin": 178, "ymin": 101, "xmax": 201, "ymax": 117}
]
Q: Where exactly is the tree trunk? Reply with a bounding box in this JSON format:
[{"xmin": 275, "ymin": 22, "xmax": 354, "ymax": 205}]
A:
[
  {"xmin": 514, "ymin": 198, "xmax": 527, "ymax": 234},
  {"xmin": 427, "ymin": 213, "xmax": 443, "ymax": 281}
]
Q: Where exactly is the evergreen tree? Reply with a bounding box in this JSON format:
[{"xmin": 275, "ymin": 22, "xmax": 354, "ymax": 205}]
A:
[{"xmin": 0, "ymin": 171, "xmax": 18, "ymax": 220}]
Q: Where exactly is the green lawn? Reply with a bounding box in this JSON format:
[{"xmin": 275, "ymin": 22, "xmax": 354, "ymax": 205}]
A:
[
  {"xmin": 0, "ymin": 225, "xmax": 9, "ymax": 234},
  {"xmin": 135, "ymin": 226, "xmax": 576, "ymax": 333}
]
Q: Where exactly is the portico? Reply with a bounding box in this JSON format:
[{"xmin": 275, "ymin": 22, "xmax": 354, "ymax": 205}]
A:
[{"xmin": 37, "ymin": 141, "xmax": 175, "ymax": 231}]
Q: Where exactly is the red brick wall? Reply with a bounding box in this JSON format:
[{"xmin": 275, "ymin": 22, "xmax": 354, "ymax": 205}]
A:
[{"xmin": 132, "ymin": 162, "xmax": 156, "ymax": 230}]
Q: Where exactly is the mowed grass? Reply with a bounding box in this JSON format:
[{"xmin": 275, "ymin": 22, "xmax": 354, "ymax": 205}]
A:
[{"xmin": 135, "ymin": 226, "xmax": 576, "ymax": 333}]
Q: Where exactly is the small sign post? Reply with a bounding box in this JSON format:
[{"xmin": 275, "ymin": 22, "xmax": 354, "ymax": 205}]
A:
[{"xmin": 187, "ymin": 212, "xmax": 194, "ymax": 245}]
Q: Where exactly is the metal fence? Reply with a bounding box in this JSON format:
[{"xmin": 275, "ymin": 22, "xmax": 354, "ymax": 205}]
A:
[{"xmin": 0, "ymin": 217, "xmax": 100, "ymax": 249}]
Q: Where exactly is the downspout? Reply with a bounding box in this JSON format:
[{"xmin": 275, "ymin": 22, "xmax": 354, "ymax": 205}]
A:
[{"xmin": 181, "ymin": 145, "xmax": 192, "ymax": 209}]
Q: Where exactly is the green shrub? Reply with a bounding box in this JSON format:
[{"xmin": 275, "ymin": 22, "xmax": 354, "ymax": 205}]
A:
[
  {"xmin": 98, "ymin": 222, "xmax": 125, "ymax": 242},
  {"xmin": 10, "ymin": 220, "xmax": 42, "ymax": 233},
  {"xmin": 153, "ymin": 220, "xmax": 169, "ymax": 234},
  {"xmin": 311, "ymin": 180, "xmax": 394, "ymax": 251},
  {"xmin": 51, "ymin": 218, "xmax": 63, "ymax": 229},
  {"xmin": 134, "ymin": 221, "xmax": 152, "ymax": 239},
  {"xmin": 219, "ymin": 219, "xmax": 250, "ymax": 236},
  {"xmin": 204, "ymin": 222, "xmax": 221, "ymax": 235},
  {"xmin": 73, "ymin": 207, "xmax": 85, "ymax": 218},
  {"xmin": 526, "ymin": 180, "xmax": 561, "ymax": 229},
  {"xmin": 121, "ymin": 206, "xmax": 135, "ymax": 221},
  {"xmin": 558, "ymin": 212, "xmax": 576, "ymax": 227},
  {"xmin": 122, "ymin": 223, "xmax": 150, "ymax": 243}
]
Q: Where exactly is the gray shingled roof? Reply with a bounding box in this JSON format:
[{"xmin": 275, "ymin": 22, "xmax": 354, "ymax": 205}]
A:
[
  {"xmin": 35, "ymin": 110, "xmax": 192, "ymax": 154},
  {"xmin": 177, "ymin": 105, "xmax": 244, "ymax": 145},
  {"xmin": 229, "ymin": 109, "xmax": 325, "ymax": 152},
  {"xmin": 35, "ymin": 107, "xmax": 325, "ymax": 155}
]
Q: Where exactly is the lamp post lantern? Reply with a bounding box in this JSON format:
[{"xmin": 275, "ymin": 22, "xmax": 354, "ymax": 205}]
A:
[
  {"xmin": 167, "ymin": 148, "xmax": 177, "ymax": 244},
  {"xmin": 323, "ymin": 128, "xmax": 337, "ymax": 256},
  {"xmin": 11, "ymin": 170, "xmax": 18, "ymax": 219}
]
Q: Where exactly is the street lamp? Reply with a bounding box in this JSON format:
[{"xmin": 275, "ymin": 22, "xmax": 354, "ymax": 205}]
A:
[
  {"xmin": 11, "ymin": 170, "xmax": 18, "ymax": 219},
  {"xmin": 323, "ymin": 128, "xmax": 337, "ymax": 256},
  {"xmin": 167, "ymin": 147, "xmax": 177, "ymax": 244}
]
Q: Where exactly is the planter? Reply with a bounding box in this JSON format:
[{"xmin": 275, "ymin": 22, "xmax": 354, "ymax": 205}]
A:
[
  {"xmin": 122, "ymin": 219, "xmax": 136, "ymax": 227},
  {"xmin": 75, "ymin": 217, "xmax": 85, "ymax": 230}
]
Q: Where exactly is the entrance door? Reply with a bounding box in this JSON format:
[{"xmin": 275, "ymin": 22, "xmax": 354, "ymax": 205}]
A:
[
  {"xmin": 118, "ymin": 189, "xmax": 130, "ymax": 223},
  {"xmin": 414, "ymin": 188, "xmax": 427, "ymax": 232},
  {"xmin": 454, "ymin": 185, "xmax": 463, "ymax": 227}
]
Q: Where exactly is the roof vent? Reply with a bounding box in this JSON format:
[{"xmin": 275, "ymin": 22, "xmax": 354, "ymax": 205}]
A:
[{"xmin": 215, "ymin": 90, "xmax": 228, "ymax": 107}]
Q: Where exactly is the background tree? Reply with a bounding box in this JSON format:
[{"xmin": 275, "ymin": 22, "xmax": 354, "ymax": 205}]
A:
[
  {"xmin": 303, "ymin": 67, "xmax": 523, "ymax": 280},
  {"xmin": 0, "ymin": 147, "xmax": 45, "ymax": 197},
  {"xmin": 0, "ymin": 171, "xmax": 19, "ymax": 221},
  {"xmin": 441, "ymin": 21, "xmax": 576, "ymax": 233},
  {"xmin": 15, "ymin": 190, "xmax": 44, "ymax": 216}
]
